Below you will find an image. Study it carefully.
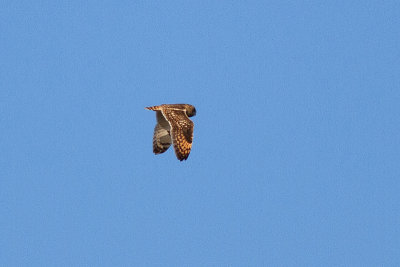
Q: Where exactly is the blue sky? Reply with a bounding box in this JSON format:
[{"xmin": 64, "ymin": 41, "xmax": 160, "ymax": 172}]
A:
[{"xmin": 1, "ymin": 1, "xmax": 399, "ymax": 266}]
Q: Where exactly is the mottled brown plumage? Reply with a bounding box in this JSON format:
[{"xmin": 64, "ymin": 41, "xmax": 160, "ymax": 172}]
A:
[{"xmin": 145, "ymin": 104, "xmax": 196, "ymax": 161}]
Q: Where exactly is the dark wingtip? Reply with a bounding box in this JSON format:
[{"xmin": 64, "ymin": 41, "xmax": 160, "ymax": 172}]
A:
[{"xmin": 178, "ymin": 155, "xmax": 189, "ymax": 161}]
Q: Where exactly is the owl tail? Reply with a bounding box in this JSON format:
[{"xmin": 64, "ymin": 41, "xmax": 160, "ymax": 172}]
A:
[{"xmin": 145, "ymin": 105, "xmax": 163, "ymax": 111}]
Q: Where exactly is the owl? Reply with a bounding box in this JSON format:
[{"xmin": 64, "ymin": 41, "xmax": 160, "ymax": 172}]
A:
[{"xmin": 145, "ymin": 104, "xmax": 196, "ymax": 161}]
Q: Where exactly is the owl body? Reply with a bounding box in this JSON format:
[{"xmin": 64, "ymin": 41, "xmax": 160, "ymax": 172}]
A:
[{"xmin": 145, "ymin": 104, "xmax": 196, "ymax": 161}]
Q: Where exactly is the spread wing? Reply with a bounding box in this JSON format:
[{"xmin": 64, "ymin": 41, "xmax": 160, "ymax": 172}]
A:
[
  {"xmin": 153, "ymin": 111, "xmax": 172, "ymax": 154},
  {"xmin": 161, "ymin": 108, "xmax": 194, "ymax": 161}
]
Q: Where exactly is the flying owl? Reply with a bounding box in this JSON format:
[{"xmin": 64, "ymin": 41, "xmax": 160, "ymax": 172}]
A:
[{"xmin": 145, "ymin": 104, "xmax": 196, "ymax": 161}]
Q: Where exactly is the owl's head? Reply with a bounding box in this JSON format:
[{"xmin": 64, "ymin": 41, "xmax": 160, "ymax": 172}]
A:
[{"xmin": 185, "ymin": 104, "xmax": 196, "ymax": 117}]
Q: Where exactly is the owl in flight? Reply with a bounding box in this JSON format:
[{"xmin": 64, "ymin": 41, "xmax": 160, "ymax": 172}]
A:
[{"xmin": 145, "ymin": 104, "xmax": 196, "ymax": 161}]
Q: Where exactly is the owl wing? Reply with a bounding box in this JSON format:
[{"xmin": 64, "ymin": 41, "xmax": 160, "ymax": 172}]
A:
[
  {"xmin": 153, "ymin": 111, "xmax": 172, "ymax": 154},
  {"xmin": 161, "ymin": 108, "xmax": 194, "ymax": 161}
]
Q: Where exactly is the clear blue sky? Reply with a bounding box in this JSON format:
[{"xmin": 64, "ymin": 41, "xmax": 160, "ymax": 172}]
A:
[{"xmin": 1, "ymin": 1, "xmax": 399, "ymax": 266}]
